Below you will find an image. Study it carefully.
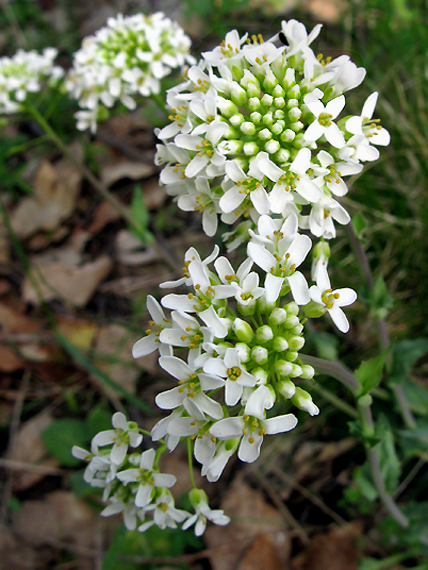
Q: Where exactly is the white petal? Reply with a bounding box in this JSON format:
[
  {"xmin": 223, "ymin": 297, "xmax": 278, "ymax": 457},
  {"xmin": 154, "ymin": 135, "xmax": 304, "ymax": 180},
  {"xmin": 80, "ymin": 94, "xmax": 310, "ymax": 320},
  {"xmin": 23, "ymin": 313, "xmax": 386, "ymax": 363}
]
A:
[
  {"xmin": 238, "ymin": 433, "xmax": 263, "ymax": 463},
  {"xmin": 140, "ymin": 448, "xmax": 156, "ymax": 470},
  {"xmin": 210, "ymin": 417, "xmax": 243, "ymax": 439},
  {"xmin": 132, "ymin": 335, "xmax": 157, "ymax": 358},
  {"xmin": 324, "ymin": 124, "xmax": 346, "ymax": 148},
  {"xmin": 264, "ymin": 414, "xmax": 298, "ymax": 434},
  {"xmin": 362, "ymin": 92, "xmax": 378, "ymax": 119},
  {"xmin": 325, "ymin": 95, "xmax": 345, "ymax": 119},
  {"xmin": 264, "ymin": 273, "xmax": 284, "ymax": 303},
  {"xmin": 334, "ymin": 287, "xmax": 357, "ymax": 307},
  {"xmin": 112, "ymin": 412, "xmax": 128, "ymax": 430},
  {"xmin": 304, "ymin": 120, "xmax": 325, "ymax": 142},
  {"xmin": 159, "ymin": 356, "xmax": 192, "ymax": 381},
  {"xmin": 287, "ymin": 272, "xmax": 310, "ymax": 305},
  {"xmin": 153, "ymin": 473, "xmax": 176, "ymax": 488},
  {"xmin": 328, "ymin": 305, "xmax": 349, "ymax": 333},
  {"xmin": 219, "ymin": 186, "xmax": 245, "ymax": 214}
]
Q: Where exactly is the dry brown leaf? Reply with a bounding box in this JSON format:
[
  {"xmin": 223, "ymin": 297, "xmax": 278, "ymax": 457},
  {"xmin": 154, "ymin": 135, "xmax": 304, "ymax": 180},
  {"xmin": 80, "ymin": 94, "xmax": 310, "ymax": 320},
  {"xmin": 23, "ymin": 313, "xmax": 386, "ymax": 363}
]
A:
[
  {"xmin": 8, "ymin": 409, "xmax": 57, "ymax": 491},
  {"xmin": 0, "ymin": 523, "xmax": 37, "ymax": 570},
  {"xmin": 11, "ymin": 143, "xmax": 83, "ymax": 239},
  {"xmin": 101, "ymin": 160, "xmax": 155, "ymax": 187},
  {"xmin": 237, "ymin": 534, "xmax": 285, "ymax": 570},
  {"xmin": 87, "ymin": 200, "xmax": 121, "ymax": 233},
  {"xmin": 12, "ymin": 491, "xmax": 101, "ymax": 549},
  {"xmin": 205, "ymin": 478, "xmax": 291, "ymax": 570},
  {"xmin": 22, "ymin": 232, "xmax": 112, "ymax": 307},
  {"xmin": 115, "ymin": 230, "xmax": 159, "ymax": 266},
  {"xmin": 0, "ymin": 346, "xmax": 24, "ymax": 372},
  {"xmin": 142, "ymin": 177, "xmax": 167, "ymax": 210},
  {"xmin": 91, "ymin": 324, "xmax": 140, "ymax": 397},
  {"xmin": 291, "ymin": 525, "xmax": 360, "ymax": 570}
]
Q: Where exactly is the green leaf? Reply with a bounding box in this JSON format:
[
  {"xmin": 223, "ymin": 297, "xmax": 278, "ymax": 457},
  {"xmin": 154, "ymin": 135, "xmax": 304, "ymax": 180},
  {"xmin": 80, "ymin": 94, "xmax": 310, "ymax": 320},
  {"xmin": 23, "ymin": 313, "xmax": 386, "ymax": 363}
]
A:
[
  {"xmin": 401, "ymin": 378, "xmax": 428, "ymax": 416},
  {"xmin": 348, "ymin": 420, "xmax": 381, "ymax": 448},
  {"xmin": 102, "ymin": 523, "xmax": 127, "ymax": 570},
  {"xmin": 69, "ymin": 470, "xmax": 102, "ymax": 498},
  {"xmin": 41, "ymin": 418, "xmax": 88, "ymax": 467},
  {"xmin": 129, "ymin": 185, "xmax": 155, "ymax": 244},
  {"xmin": 352, "ymin": 211, "xmax": 368, "ymax": 240},
  {"xmin": 399, "ymin": 419, "xmax": 428, "ymax": 457},
  {"xmin": 87, "ymin": 405, "xmax": 113, "ymax": 439},
  {"xmin": 369, "ymin": 275, "xmax": 392, "ymax": 320},
  {"xmin": 354, "ymin": 348, "xmax": 391, "ymax": 397},
  {"xmin": 388, "ymin": 338, "xmax": 428, "ymax": 386},
  {"xmin": 376, "ymin": 415, "xmax": 401, "ymax": 495}
]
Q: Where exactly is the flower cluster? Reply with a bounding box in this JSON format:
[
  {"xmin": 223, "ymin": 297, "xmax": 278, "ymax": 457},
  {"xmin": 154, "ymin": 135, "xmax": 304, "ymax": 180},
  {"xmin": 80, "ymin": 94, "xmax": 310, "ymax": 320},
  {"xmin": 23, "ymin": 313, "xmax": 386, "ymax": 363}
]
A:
[
  {"xmin": 133, "ymin": 243, "xmax": 321, "ymax": 479},
  {"xmin": 72, "ymin": 412, "xmax": 229, "ymax": 534},
  {"xmin": 155, "ymin": 20, "xmax": 389, "ymax": 244},
  {"xmin": 66, "ymin": 12, "xmax": 194, "ymax": 132},
  {"xmin": 0, "ymin": 48, "xmax": 63, "ymax": 114}
]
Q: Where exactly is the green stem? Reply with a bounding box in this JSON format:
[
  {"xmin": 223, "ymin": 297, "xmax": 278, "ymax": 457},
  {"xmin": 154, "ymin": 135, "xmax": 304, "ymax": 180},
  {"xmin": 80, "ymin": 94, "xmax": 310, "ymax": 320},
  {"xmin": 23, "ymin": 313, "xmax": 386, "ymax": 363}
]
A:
[
  {"xmin": 311, "ymin": 383, "xmax": 358, "ymax": 418},
  {"xmin": 154, "ymin": 443, "xmax": 167, "ymax": 468},
  {"xmin": 302, "ymin": 353, "xmax": 409, "ymax": 528},
  {"xmin": 187, "ymin": 438, "xmax": 197, "ymax": 489}
]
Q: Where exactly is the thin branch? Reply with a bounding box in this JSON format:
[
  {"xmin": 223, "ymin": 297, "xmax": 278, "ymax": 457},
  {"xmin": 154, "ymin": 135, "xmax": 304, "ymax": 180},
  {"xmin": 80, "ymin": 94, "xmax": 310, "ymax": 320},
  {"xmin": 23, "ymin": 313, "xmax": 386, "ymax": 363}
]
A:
[{"xmin": 299, "ymin": 354, "xmax": 360, "ymax": 393}]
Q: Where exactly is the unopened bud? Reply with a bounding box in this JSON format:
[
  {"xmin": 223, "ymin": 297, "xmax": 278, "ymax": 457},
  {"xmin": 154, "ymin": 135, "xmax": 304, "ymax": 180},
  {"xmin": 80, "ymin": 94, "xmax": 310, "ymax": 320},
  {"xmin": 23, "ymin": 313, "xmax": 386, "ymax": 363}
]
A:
[
  {"xmin": 235, "ymin": 342, "xmax": 250, "ymax": 363},
  {"xmin": 290, "ymin": 120, "xmax": 304, "ymax": 132},
  {"xmin": 251, "ymin": 345, "xmax": 268, "ymax": 364},
  {"xmin": 287, "ymin": 98, "xmax": 299, "ymax": 109},
  {"xmin": 252, "ymin": 367, "xmax": 268, "ymax": 385},
  {"xmin": 263, "ymin": 69, "xmax": 278, "ymax": 91},
  {"xmin": 288, "ymin": 84, "xmax": 300, "ymax": 98},
  {"xmin": 278, "ymin": 378, "xmax": 296, "ymax": 399},
  {"xmin": 248, "ymin": 97, "xmax": 261, "ymax": 111},
  {"xmin": 280, "ymin": 129, "xmax": 295, "ymax": 142},
  {"xmin": 243, "ymin": 141, "xmax": 259, "ymax": 156},
  {"xmin": 241, "ymin": 121, "xmax": 256, "ymax": 135},
  {"xmin": 285, "ymin": 350, "xmax": 299, "ymax": 362},
  {"xmin": 301, "ymin": 364, "xmax": 315, "ymax": 380},
  {"xmin": 272, "ymin": 336, "xmax": 289, "ymax": 352},
  {"xmin": 283, "ymin": 315, "xmax": 300, "ymax": 329},
  {"xmin": 237, "ymin": 298, "xmax": 256, "ymax": 316},
  {"xmin": 256, "ymin": 325, "xmax": 274, "ymax": 343},
  {"xmin": 288, "ymin": 107, "xmax": 302, "ymax": 122},
  {"xmin": 274, "ymin": 96, "xmax": 285, "ymax": 108},
  {"xmin": 262, "ymin": 112, "xmax": 274, "ymax": 126},
  {"xmin": 229, "ymin": 113, "xmax": 245, "ymax": 127},
  {"xmin": 275, "ymin": 149, "xmax": 290, "ymax": 163},
  {"xmin": 265, "ymin": 139, "xmax": 280, "ymax": 154},
  {"xmin": 274, "ymin": 359, "xmax": 293, "ymax": 377},
  {"xmin": 288, "ymin": 336, "xmax": 305, "ymax": 351},
  {"xmin": 268, "ymin": 307, "xmax": 288, "ymax": 325},
  {"xmin": 261, "ymin": 93, "xmax": 273, "ymax": 106},
  {"xmin": 291, "ymin": 363, "xmax": 303, "ymax": 377},
  {"xmin": 233, "ymin": 318, "xmax": 254, "ymax": 342},
  {"xmin": 231, "ymin": 82, "xmax": 247, "ymax": 105},
  {"xmin": 258, "ymin": 296, "xmax": 275, "ymax": 314},
  {"xmin": 259, "ymin": 128, "xmax": 272, "ymax": 141},
  {"xmin": 250, "ymin": 111, "xmax": 262, "ymax": 123},
  {"xmin": 284, "ymin": 301, "xmax": 299, "ymax": 316},
  {"xmin": 292, "ymin": 387, "xmax": 319, "ymax": 416},
  {"xmin": 272, "ymin": 84, "xmax": 285, "ymax": 98}
]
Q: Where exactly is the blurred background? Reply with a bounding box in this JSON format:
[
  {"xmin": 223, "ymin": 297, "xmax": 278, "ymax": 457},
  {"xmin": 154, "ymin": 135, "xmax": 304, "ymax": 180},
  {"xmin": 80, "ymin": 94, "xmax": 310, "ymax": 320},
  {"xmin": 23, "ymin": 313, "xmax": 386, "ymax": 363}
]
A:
[{"xmin": 1, "ymin": 1, "xmax": 428, "ymax": 569}]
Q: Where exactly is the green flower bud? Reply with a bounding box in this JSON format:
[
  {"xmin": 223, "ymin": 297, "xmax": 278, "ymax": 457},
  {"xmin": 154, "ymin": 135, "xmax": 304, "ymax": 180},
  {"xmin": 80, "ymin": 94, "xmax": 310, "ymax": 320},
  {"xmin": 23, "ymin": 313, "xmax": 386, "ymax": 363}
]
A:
[
  {"xmin": 271, "ymin": 121, "xmax": 285, "ymax": 135},
  {"xmin": 282, "ymin": 68, "xmax": 295, "ymax": 89},
  {"xmin": 274, "ymin": 96, "xmax": 285, "ymax": 108},
  {"xmin": 285, "ymin": 350, "xmax": 299, "ymax": 362},
  {"xmin": 288, "ymin": 84, "xmax": 300, "ymax": 98},
  {"xmin": 283, "ymin": 315, "xmax": 300, "ymax": 329},
  {"xmin": 287, "ymin": 98, "xmax": 299, "ymax": 109},
  {"xmin": 237, "ymin": 298, "xmax": 256, "ymax": 316},
  {"xmin": 272, "ymin": 84, "xmax": 285, "ymax": 98},
  {"xmin": 292, "ymin": 387, "xmax": 319, "ymax": 416},
  {"xmin": 313, "ymin": 240, "xmax": 331, "ymax": 260},
  {"xmin": 235, "ymin": 342, "xmax": 251, "ymax": 363},
  {"xmin": 250, "ymin": 111, "xmax": 262, "ymax": 123},
  {"xmin": 217, "ymin": 96, "xmax": 239, "ymax": 117},
  {"xmin": 261, "ymin": 93, "xmax": 273, "ymax": 106},
  {"xmin": 291, "ymin": 323, "xmax": 304, "ymax": 335},
  {"xmin": 278, "ymin": 378, "xmax": 296, "ymax": 399},
  {"xmin": 301, "ymin": 364, "xmax": 315, "ymax": 380},
  {"xmin": 284, "ymin": 301, "xmax": 299, "ymax": 316},
  {"xmin": 243, "ymin": 141, "xmax": 260, "ymax": 156},
  {"xmin": 259, "ymin": 128, "xmax": 272, "ymax": 141},
  {"xmin": 291, "ymin": 363, "xmax": 302, "ymax": 377},
  {"xmin": 258, "ymin": 296, "xmax": 276, "ymax": 314},
  {"xmin": 290, "ymin": 120, "xmax": 304, "ymax": 132},
  {"xmin": 262, "ymin": 112, "xmax": 274, "ymax": 126},
  {"xmin": 274, "ymin": 109, "xmax": 285, "ymax": 119},
  {"xmin": 272, "ymin": 336, "xmax": 289, "ymax": 352},
  {"xmin": 247, "ymin": 83, "xmax": 260, "ymax": 98},
  {"xmin": 241, "ymin": 121, "xmax": 256, "ymax": 135},
  {"xmin": 252, "ymin": 367, "xmax": 268, "ymax": 385},
  {"xmin": 189, "ymin": 487, "xmax": 205, "ymax": 506},
  {"xmin": 265, "ymin": 139, "xmax": 280, "ymax": 154},
  {"xmin": 229, "ymin": 113, "xmax": 245, "ymax": 127},
  {"xmin": 274, "ymin": 359, "xmax": 293, "ymax": 377},
  {"xmin": 251, "ymin": 345, "xmax": 268, "ymax": 365},
  {"xmin": 233, "ymin": 318, "xmax": 254, "ymax": 342},
  {"xmin": 280, "ymin": 129, "xmax": 295, "ymax": 142},
  {"xmin": 248, "ymin": 97, "xmax": 261, "ymax": 111},
  {"xmin": 288, "ymin": 107, "xmax": 302, "ymax": 122},
  {"xmin": 268, "ymin": 307, "xmax": 288, "ymax": 325},
  {"xmin": 288, "ymin": 336, "xmax": 305, "ymax": 351},
  {"xmin": 256, "ymin": 325, "xmax": 274, "ymax": 343},
  {"xmin": 263, "ymin": 69, "xmax": 278, "ymax": 90},
  {"xmin": 231, "ymin": 82, "xmax": 247, "ymax": 105},
  {"xmin": 302, "ymin": 300, "xmax": 326, "ymax": 319},
  {"xmin": 275, "ymin": 149, "xmax": 290, "ymax": 163}
]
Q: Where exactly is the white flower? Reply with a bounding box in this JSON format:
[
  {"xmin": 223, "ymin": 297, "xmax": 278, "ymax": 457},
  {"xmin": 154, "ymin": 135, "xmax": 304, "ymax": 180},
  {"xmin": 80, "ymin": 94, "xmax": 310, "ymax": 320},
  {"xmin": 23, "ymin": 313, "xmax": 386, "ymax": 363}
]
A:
[
  {"xmin": 309, "ymin": 264, "xmax": 357, "ymax": 333},
  {"xmin": 201, "ymin": 439, "xmax": 239, "ymax": 482},
  {"xmin": 210, "ymin": 413, "xmax": 297, "ymax": 463},
  {"xmin": 139, "ymin": 491, "xmax": 189, "ymax": 531},
  {"xmin": 66, "ymin": 12, "xmax": 194, "ymax": 131},
  {"xmin": 132, "ymin": 295, "xmax": 172, "ymax": 359},
  {"xmin": 92, "ymin": 412, "xmax": 142, "ymax": 465},
  {"xmin": 203, "ymin": 347, "xmax": 257, "ymax": 406},
  {"xmin": 346, "ymin": 91, "xmax": 390, "ymax": 146},
  {"xmin": 304, "ymin": 95, "xmax": 346, "ymax": 148},
  {"xmin": 101, "ymin": 498, "xmax": 145, "ymax": 531},
  {"xmin": 182, "ymin": 489, "xmax": 230, "ymax": 535},
  {"xmin": 116, "ymin": 449, "xmax": 176, "ymax": 507}
]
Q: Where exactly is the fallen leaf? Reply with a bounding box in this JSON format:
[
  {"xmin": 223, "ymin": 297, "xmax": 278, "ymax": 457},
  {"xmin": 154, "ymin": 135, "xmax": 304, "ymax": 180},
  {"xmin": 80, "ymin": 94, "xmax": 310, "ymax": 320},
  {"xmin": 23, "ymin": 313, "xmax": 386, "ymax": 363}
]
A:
[
  {"xmin": 12, "ymin": 491, "xmax": 101, "ymax": 549},
  {"xmin": 291, "ymin": 525, "xmax": 360, "ymax": 570},
  {"xmin": 8, "ymin": 409, "xmax": 57, "ymax": 491},
  {"xmin": 115, "ymin": 230, "xmax": 159, "ymax": 266},
  {"xmin": 101, "ymin": 160, "xmax": 155, "ymax": 187},
  {"xmin": 0, "ymin": 346, "xmax": 24, "ymax": 372},
  {"xmin": 205, "ymin": 478, "xmax": 291, "ymax": 570},
  {"xmin": 0, "ymin": 523, "xmax": 37, "ymax": 570},
  {"xmin": 237, "ymin": 534, "xmax": 284, "ymax": 570},
  {"xmin": 11, "ymin": 143, "xmax": 83, "ymax": 239},
  {"xmin": 22, "ymin": 232, "xmax": 113, "ymax": 307},
  {"xmin": 91, "ymin": 324, "xmax": 140, "ymax": 397},
  {"xmin": 87, "ymin": 200, "xmax": 121, "ymax": 234},
  {"xmin": 141, "ymin": 177, "xmax": 167, "ymax": 210},
  {"xmin": 57, "ymin": 316, "xmax": 97, "ymax": 351}
]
